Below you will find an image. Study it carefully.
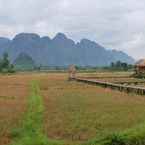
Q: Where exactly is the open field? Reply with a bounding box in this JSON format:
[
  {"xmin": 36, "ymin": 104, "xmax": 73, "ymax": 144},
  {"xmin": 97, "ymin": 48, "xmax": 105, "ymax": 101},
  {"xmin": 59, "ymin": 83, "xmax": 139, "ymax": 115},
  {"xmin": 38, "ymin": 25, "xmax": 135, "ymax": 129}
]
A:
[
  {"xmin": 77, "ymin": 71, "xmax": 134, "ymax": 78},
  {"xmin": 1, "ymin": 72, "xmax": 145, "ymax": 145},
  {"xmin": 0, "ymin": 74, "xmax": 31, "ymax": 145},
  {"xmin": 77, "ymin": 72, "xmax": 145, "ymax": 85}
]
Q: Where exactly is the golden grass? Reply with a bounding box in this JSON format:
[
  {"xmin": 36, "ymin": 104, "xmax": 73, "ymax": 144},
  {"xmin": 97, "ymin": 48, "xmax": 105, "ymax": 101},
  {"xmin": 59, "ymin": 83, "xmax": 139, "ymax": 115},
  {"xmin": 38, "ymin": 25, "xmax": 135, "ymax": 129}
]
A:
[
  {"xmin": 1, "ymin": 72, "xmax": 145, "ymax": 145},
  {"xmin": 39, "ymin": 73, "xmax": 145, "ymax": 144}
]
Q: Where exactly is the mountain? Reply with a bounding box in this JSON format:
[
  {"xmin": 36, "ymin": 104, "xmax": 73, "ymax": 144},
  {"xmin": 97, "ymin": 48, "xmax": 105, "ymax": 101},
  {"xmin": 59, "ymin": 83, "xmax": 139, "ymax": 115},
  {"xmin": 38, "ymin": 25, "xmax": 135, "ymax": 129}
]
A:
[
  {"xmin": 0, "ymin": 37, "xmax": 11, "ymax": 54},
  {"xmin": 13, "ymin": 53, "xmax": 35, "ymax": 70},
  {"xmin": 0, "ymin": 32, "xmax": 134, "ymax": 67}
]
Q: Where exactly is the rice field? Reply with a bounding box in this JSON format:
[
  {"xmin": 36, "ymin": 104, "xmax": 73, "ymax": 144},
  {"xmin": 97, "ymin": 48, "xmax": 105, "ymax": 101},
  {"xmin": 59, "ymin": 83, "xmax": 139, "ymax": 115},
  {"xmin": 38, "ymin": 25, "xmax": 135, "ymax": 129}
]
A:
[
  {"xmin": 1, "ymin": 72, "xmax": 145, "ymax": 145},
  {"xmin": 77, "ymin": 72, "xmax": 145, "ymax": 85}
]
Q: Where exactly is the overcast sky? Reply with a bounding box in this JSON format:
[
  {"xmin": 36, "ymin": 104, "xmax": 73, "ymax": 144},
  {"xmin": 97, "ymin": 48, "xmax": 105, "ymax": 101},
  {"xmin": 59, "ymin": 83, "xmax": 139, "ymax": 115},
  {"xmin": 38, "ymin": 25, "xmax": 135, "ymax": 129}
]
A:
[{"xmin": 0, "ymin": 0, "xmax": 144, "ymax": 59}]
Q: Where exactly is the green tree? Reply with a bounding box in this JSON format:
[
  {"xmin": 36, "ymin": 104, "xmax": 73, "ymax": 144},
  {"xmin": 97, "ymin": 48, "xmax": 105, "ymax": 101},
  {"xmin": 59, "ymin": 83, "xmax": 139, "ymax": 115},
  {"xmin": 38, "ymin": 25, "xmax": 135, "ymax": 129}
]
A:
[
  {"xmin": 2, "ymin": 52, "xmax": 10, "ymax": 69},
  {"xmin": 111, "ymin": 62, "xmax": 115, "ymax": 68},
  {"xmin": 121, "ymin": 62, "xmax": 128, "ymax": 71},
  {"xmin": 0, "ymin": 52, "xmax": 15, "ymax": 73},
  {"xmin": 110, "ymin": 61, "xmax": 132, "ymax": 71},
  {"xmin": 116, "ymin": 61, "xmax": 122, "ymax": 68}
]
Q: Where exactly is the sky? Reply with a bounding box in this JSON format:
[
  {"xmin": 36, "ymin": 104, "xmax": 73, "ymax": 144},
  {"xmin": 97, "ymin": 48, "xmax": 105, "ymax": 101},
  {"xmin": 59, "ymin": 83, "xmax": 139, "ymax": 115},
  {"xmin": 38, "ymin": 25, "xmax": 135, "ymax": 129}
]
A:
[{"xmin": 0, "ymin": 0, "xmax": 144, "ymax": 60}]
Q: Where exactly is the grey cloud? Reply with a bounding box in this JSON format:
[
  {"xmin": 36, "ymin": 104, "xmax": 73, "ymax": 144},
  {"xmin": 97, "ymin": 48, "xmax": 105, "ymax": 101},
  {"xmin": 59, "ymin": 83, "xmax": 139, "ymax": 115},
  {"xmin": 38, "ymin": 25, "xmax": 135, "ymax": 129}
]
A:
[{"xmin": 0, "ymin": 0, "xmax": 144, "ymax": 59}]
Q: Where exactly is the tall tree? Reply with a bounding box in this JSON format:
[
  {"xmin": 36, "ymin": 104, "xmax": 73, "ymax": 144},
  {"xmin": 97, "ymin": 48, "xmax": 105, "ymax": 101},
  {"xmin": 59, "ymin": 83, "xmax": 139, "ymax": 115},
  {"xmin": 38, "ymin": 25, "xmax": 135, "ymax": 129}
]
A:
[{"xmin": 2, "ymin": 52, "xmax": 9, "ymax": 69}]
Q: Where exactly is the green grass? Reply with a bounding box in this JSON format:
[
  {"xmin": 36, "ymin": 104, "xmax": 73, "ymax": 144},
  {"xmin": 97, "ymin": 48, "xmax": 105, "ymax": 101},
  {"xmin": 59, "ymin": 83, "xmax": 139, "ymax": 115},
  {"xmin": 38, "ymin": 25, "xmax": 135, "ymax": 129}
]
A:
[
  {"xmin": 85, "ymin": 122, "xmax": 145, "ymax": 145},
  {"xmin": 10, "ymin": 80, "xmax": 63, "ymax": 145}
]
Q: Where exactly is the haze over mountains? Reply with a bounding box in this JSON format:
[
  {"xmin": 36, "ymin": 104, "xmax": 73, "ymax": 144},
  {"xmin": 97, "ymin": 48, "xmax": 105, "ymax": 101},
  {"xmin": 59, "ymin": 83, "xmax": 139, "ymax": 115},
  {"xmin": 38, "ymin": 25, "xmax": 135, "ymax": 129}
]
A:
[{"xmin": 0, "ymin": 33, "xmax": 134, "ymax": 67}]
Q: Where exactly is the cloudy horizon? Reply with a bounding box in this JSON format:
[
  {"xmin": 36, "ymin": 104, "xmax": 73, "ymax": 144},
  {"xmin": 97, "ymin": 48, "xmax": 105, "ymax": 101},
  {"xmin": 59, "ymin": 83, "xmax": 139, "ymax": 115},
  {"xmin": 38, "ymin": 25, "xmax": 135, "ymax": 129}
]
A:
[{"xmin": 0, "ymin": 0, "xmax": 144, "ymax": 60}]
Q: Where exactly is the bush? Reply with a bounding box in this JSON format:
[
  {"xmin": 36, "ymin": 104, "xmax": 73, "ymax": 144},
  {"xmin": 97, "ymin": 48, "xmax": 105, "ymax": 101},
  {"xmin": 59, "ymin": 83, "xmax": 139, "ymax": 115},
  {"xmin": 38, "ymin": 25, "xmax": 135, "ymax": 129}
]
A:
[{"xmin": 85, "ymin": 123, "xmax": 145, "ymax": 145}]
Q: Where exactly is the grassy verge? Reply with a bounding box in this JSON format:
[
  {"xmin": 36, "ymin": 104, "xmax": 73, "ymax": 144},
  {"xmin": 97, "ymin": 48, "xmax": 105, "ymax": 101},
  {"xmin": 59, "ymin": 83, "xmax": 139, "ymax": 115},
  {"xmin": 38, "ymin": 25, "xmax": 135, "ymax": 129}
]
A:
[
  {"xmin": 10, "ymin": 80, "xmax": 63, "ymax": 145},
  {"xmin": 85, "ymin": 122, "xmax": 145, "ymax": 145}
]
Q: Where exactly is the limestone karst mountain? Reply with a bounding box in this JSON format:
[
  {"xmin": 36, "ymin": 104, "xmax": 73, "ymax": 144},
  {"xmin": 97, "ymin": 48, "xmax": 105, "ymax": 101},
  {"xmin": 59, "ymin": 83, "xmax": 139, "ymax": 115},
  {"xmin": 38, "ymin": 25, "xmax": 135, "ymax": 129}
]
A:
[{"xmin": 0, "ymin": 33, "xmax": 134, "ymax": 67}]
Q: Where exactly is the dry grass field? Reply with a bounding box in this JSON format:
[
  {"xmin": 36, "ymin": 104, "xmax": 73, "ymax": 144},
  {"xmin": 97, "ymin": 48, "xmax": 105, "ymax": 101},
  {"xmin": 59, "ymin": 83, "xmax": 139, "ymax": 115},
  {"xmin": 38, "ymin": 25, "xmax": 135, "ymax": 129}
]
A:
[
  {"xmin": 77, "ymin": 72, "xmax": 145, "ymax": 84},
  {"xmin": 0, "ymin": 74, "xmax": 30, "ymax": 144},
  {"xmin": 39, "ymin": 73, "xmax": 145, "ymax": 144},
  {"xmin": 1, "ymin": 72, "xmax": 145, "ymax": 145}
]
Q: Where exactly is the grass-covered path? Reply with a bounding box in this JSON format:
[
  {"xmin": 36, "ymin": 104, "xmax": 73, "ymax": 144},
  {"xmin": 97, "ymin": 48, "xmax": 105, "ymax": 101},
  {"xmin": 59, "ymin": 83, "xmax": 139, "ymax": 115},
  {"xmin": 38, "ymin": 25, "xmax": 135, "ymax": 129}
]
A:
[{"xmin": 10, "ymin": 80, "xmax": 63, "ymax": 145}]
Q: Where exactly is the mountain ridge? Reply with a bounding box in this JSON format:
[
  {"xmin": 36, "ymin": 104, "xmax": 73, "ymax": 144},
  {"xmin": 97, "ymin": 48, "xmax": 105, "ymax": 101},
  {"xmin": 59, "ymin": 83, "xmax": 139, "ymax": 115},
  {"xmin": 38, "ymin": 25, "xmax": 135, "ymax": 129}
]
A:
[{"xmin": 0, "ymin": 32, "xmax": 134, "ymax": 67}]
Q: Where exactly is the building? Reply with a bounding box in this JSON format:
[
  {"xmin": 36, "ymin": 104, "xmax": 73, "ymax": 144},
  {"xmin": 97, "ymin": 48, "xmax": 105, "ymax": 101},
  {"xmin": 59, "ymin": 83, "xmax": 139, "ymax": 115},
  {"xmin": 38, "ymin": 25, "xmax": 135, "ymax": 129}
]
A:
[{"xmin": 135, "ymin": 59, "xmax": 145, "ymax": 75}]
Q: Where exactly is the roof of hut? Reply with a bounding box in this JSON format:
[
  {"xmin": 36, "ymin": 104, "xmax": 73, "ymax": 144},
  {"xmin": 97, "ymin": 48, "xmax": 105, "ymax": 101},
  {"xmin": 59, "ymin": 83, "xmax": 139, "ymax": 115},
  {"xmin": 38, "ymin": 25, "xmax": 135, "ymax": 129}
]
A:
[
  {"xmin": 68, "ymin": 65, "xmax": 76, "ymax": 73},
  {"xmin": 135, "ymin": 59, "xmax": 145, "ymax": 67}
]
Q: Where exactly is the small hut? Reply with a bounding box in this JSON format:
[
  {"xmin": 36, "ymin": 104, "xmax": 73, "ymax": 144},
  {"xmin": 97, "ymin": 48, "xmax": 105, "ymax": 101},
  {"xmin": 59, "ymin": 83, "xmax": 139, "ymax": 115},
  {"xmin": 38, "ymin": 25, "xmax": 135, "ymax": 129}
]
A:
[
  {"xmin": 68, "ymin": 65, "xmax": 76, "ymax": 80},
  {"xmin": 135, "ymin": 59, "xmax": 145, "ymax": 75}
]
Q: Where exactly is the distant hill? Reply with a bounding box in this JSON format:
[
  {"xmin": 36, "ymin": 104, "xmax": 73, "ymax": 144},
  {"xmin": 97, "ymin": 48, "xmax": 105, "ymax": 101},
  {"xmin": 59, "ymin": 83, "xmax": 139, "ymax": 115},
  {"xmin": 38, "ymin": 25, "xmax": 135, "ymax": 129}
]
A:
[
  {"xmin": 14, "ymin": 53, "xmax": 35, "ymax": 70},
  {"xmin": 0, "ymin": 33, "xmax": 134, "ymax": 67}
]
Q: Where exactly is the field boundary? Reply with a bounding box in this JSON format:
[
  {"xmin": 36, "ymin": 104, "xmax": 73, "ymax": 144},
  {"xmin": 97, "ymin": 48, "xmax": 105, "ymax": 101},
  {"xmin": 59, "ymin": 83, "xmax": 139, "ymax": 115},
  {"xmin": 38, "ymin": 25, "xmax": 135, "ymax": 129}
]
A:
[{"xmin": 74, "ymin": 77, "xmax": 145, "ymax": 95}]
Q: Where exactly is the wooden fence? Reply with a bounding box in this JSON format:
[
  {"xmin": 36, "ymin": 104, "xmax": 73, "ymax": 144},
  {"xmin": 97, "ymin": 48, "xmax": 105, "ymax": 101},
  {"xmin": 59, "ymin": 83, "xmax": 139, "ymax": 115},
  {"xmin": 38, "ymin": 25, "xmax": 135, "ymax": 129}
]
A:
[{"xmin": 74, "ymin": 78, "xmax": 145, "ymax": 95}]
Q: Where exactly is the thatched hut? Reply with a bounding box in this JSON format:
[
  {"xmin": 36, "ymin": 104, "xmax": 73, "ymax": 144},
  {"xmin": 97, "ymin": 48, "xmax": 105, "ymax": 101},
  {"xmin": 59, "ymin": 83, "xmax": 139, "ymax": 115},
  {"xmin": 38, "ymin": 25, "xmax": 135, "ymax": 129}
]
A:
[
  {"xmin": 68, "ymin": 65, "xmax": 76, "ymax": 80},
  {"xmin": 135, "ymin": 59, "xmax": 145, "ymax": 75}
]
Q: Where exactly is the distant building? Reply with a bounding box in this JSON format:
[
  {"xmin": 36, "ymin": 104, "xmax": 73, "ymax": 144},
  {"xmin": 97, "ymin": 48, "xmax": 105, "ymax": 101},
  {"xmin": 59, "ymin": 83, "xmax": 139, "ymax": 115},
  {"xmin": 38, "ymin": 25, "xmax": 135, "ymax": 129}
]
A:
[{"xmin": 135, "ymin": 59, "xmax": 145, "ymax": 75}]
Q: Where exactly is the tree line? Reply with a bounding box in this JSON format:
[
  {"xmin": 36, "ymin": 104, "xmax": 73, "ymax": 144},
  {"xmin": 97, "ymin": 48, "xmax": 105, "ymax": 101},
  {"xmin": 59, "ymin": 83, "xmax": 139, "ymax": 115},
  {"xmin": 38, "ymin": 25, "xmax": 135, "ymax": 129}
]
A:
[
  {"xmin": 110, "ymin": 61, "xmax": 133, "ymax": 71},
  {"xmin": 0, "ymin": 52, "xmax": 134, "ymax": 73},
  {"xmin": 74, "ymin": 61, "xmax": 133, "ymax": 72}
]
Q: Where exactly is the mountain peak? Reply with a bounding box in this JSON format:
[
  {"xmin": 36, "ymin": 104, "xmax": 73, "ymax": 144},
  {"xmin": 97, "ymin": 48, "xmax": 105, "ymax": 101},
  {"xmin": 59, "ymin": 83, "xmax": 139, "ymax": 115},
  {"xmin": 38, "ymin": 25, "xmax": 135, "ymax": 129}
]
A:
[
  {"xmin": 53, "ymin": 33, "xmax": 67, "ymax": 41},
  {"xmin": 0, "ymin": 32, "xmax": 134, "ymax": 66},
  {"xmin": 80, "ymin": 38, "xmax": 105, "ymax": 50},
  {"xmin": 80, "ymin": 38, "xmax": 93, "ymax": 43},
  {"xmin": 13, "ymin": 33, "xmax": 40, "ymax": 41}
]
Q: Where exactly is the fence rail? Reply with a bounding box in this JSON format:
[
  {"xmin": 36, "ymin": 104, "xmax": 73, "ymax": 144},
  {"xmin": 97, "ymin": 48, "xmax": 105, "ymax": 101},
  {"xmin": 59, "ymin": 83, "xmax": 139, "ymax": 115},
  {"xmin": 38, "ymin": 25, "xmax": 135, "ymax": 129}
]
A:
[{"xmin": 74, "ymin": 77, "xmax": 145, "ymax": 95}]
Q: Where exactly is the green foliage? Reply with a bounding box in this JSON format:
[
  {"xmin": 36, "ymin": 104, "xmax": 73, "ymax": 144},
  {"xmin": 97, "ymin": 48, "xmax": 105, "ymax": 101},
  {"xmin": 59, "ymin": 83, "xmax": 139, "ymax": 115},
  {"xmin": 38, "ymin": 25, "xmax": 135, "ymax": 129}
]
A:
[
  {"xmin": 0, "ymin": 52, "xmax": 15, "ymax": 73},
  {"xmin": 2, "ymin": 52, "xmax": 9, "ymax": 68},
  {"xmin": 110, "ymin": 61, "xmax": 133, "ymax": 71},
  {"xmin": 85, "ymin": 123, "xmax": 145, "ymax": 145},
  {"xmin": 10, "ymin": 81, "xmax": 64, "ymax": 145}
]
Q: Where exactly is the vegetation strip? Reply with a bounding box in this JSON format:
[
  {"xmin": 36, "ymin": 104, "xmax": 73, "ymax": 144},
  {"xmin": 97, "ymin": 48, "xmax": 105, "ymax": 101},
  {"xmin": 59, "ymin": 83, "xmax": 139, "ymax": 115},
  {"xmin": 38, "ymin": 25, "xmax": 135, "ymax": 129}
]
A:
[
  {"xmin": 85, "ymin": 122, "xmax": 145, "ymax": 145},
  {"xmin": 10, "ymin": 80, "xmax": 63, "ymax": 145}
]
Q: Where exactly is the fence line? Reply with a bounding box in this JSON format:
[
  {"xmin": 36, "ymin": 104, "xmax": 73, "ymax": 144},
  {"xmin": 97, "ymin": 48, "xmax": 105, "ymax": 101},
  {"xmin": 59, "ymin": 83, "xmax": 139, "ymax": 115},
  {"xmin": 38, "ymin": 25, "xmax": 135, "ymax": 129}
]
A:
[{"xmin": 74, "ymin": 78, "xmax": 145, "ymax": 95}]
